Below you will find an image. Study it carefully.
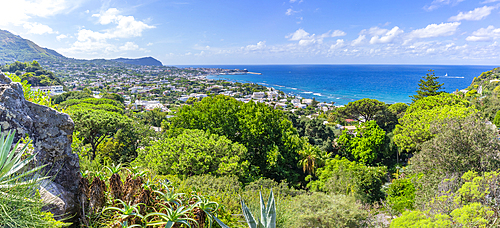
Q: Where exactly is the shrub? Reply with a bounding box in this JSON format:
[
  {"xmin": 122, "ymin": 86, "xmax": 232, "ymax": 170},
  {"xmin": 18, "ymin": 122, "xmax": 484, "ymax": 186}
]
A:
[
  {"xmin": 65, "ymin": 103, "xmax": 123, "ymax": 114},
  {"xmin": 386, "ymin": 177, "xmax": 416, "ymax": 213},
  {"xmin": 390, "ymin": 210, "xmax": 452, "ymax": 228},
  {"xmin": 134, "ymin": 129, "xmax": 251, "ymax": 178},
  {"xmin": 337, "ymin": 120, "xmax": 387, "ymax": 165},
  {"xmin": 410, "ymin": 116, "xmax": 500, "ymax": 206},
  {"xmin": 60, "ymin": 98, "xmax": 124, "ymax": 109},
  {"xmin": 307, "ymin": 156, "xmax": 387, "ymax": 203},
  {"xmin": 392, "ymin": 170, "xmax": 500, "ymax": 228},
  {"xmin": 283, "ymin": 192, "xmax": 369, "ymax": 228}
]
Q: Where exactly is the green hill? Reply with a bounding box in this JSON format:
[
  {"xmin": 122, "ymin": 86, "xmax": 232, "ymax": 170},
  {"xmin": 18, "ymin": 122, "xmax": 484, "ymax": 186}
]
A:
[
  {"xmin": 0, "ymin": 29, "xmax": 163, "ymax": 67},
  {"xmin": 0, "ymin": 29, "xmax": 64, "ymax": 64},
  {"xmin": 111, "ymin": 57, "xmax": 163, "ymax": 66},
  {"xmin": 465, "ymin": 67, "xmax": 500, "ymax": 96}
]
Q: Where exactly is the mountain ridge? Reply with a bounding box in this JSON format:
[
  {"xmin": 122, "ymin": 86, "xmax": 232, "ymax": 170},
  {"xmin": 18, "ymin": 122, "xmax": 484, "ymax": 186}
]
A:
[
  {"xmin": 0, "ymin": 29, "xmax": 162, "ymax": 66},
  {"xmin": 111, "ymin": 57, "xmax": 163, "ymax": 66},
  {"xmin": 0, "ymin": 29, "xmax": 64, "ymax": 64}
]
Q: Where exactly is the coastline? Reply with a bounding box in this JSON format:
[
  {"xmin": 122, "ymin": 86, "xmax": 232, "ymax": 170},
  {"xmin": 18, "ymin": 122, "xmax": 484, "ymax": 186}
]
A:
[{"xmin": 199, "ymin": 64, "xmax": 494, "ymax": 105}]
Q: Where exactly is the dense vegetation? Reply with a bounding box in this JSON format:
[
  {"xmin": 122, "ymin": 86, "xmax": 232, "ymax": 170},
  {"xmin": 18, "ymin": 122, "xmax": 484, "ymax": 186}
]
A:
[
  {"xmin": 2, "ymin": 60, "xmax": 64, "ymax": 86},
  {"xmin": 4, "ymin": 65, "xmax": 500, "ymax": 227}
]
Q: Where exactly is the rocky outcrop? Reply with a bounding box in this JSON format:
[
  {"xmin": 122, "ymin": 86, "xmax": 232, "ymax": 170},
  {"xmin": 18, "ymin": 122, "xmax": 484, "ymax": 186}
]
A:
[{"xmin": 0, "ymin": 72, "xmax": 80, "ymax": 223}]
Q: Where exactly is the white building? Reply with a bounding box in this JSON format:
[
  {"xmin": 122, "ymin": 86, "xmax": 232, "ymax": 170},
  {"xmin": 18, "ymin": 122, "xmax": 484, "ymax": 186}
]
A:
[
  {"xmin": 31, "ymin": 85, "xmax": 65, "ymax": 96},
  {"xmin": 275, "ymin": 103, "xmax": 287, "ymax": 109},
  {"xmin": 302, "ymin": 99, "xmax": 313, "ymax": 105},
  {"xmin": 252, "ymin": 92, "xmax": 265, "ymax": 99},
  {"xmin": 267, "ymin": 91, "xmax": 279, "ymax": 100},
  {"xmin": 134, "ymin": 100, "xmax": 169, "ymax": 112}
]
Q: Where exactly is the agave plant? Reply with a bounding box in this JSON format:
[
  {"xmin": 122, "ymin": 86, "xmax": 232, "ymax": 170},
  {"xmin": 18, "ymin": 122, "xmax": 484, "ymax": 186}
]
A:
[
  {"xmin": 144, "ymin": 205, "xmax": 197, "ymax": 228},
  {"xmin": 106, "ymin": 163, "xmax": 124, "ymax": 175},
  {"xmin": 127, "ymin": 166, "xmax": 149, "ymax": 179},
  {"xmin": 241, "ymin": 189, "xmax": 276, "ymax": 228},
  {"xmin": 193, "ymin": 195, "xmax": 230, "ymax": 228},
  {"xmin": 107, "ymin": 163, "xmax": 124, "ymax": 200},
  {"xmin": 154, "ymin": 186, "xmax": 184, "ymax": 207},
  {"xmin": 102, "ymin": 199, "xmax": 145, "ymax": 222},
  {"xmin": 0, "ymin": 128, "xmax": 47, "ymax": 190}
]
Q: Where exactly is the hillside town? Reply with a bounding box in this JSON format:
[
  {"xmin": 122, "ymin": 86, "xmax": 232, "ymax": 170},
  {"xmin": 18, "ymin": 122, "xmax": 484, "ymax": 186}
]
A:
[{"xmin": 37, "ymin": 60, "xmax": 336, "ymax": 114}]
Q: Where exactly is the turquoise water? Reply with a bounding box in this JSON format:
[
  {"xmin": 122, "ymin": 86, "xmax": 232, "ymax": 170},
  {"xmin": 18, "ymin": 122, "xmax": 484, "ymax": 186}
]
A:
[{"xmin": 179, "ymin": 65, "xmax": 497, "ymax": 105}]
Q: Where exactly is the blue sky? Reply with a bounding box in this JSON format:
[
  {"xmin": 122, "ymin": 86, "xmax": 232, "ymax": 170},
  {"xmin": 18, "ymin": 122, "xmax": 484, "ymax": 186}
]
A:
[{"xmin": 1, "ymin": 0, "xmax": 500, "ymax": 65}]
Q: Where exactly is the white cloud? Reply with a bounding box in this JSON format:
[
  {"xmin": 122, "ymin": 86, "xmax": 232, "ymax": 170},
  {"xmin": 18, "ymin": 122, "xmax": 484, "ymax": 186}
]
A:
[
  {"xmin": 465, "ymin": 36, "xmax": 492, "ymax": 42},
  {"xmin": 56, "ymin": 34, "xmax": 68, "ymax": 41},
  {"xmin": 369, "ymin": 26, "xmax": 404, "ymax": 44},
  {"xmin": 119, "ymin": 42, "xmax": 139, "ymax": 51},
  {"xmin": 298, "ymin": 39, "xmax": 315, "ymax": 46},
  {"xmin": 91, "ymin": 8, "xmax": 155, "ymax": 39},
  {"xmin": 60, "ymin": 39, "xmax": 116, "ymax": 55},
  {"xmin": 448, "ymin": 6, "xmax": 496, "ymax": 21},
  {"xmin": 194, "ymin": 51, "xmax": 205, "ymax": 56},
  {"xmin": 286, "ymin": 29, "xmax": 345, "ymax": 46},
  {"xmin": 0, "ymin": 0, "xmax": 81, "ymax": 26},
  {"xmin": 330, "ymin": 39, "xmax": 345, "ymax": 49},
  {"xmin": 245, "ymin": 41, "xmax": 267, "ymax": 51},
  {"xmin": 286, "ymin": 8, "xmax": 300, "ymax": 16},
  {"xmin": 1, "ymin": 0, "xmax": 83, "ymax": 36},
  {"xmin": 424, "ymin": 0, "xmax": 465, "ymax": 11},
  {"xmin": 481, "ymin": 0, "xmax": 500, "ymax": 3},
  {"xmin": 466, "ymin": 25, "xmax": 500, "ymax": 42},
  {"xmin": 286, "ymin": 29, "xmax": 311, "ymax": 40},
  {"xmin": 362, "ymin": 26, "xmax": 389, "ymax": 36},
  {"xmin": 63, "ymin": 8, "xmax": 155, "ymax": 55},
  {"xmin": 23, "ymin": 22, "xmax": 55, "ymax": 34},
  {"xmin": 408, "ymin": 22, "xmax": 460, "ymax": 39},
  {"xmin": 147, "ymin": 42, "xmax": 153, "ymax": 46},
  {"xmin": 351, "ymin": 35, "xmax": 366, "ymax": 46},
  {"xmin": 331, "ymin": 30, "xmax": 347, "ymax": 37}
]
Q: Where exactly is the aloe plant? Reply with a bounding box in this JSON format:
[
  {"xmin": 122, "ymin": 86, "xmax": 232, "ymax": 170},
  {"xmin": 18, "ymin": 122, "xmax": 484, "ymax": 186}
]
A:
[
  {"xmin": 145, "ymin": 205, "xmax": 197, "ymax": 228},
  {"xmin": 153, "ymin": 186, "xmax": 184, "ymax": 207},
  {"xmin": 241, "ymin": 189, "xmax": 276, "ymax": 228},
  {"xmin": 105, "ymin": 163, "xmax": 123, "ymax": 175},
  {"xmin": 0, "ymin": 128, "xmax": 47, "ymax": 190},
  {"xmin": 193, "ymin": 195, "xmax": 230, "ymax": 228},
  {"xmin": 102, "ymin": 199, "xmax": 145, "ymax": 221}
]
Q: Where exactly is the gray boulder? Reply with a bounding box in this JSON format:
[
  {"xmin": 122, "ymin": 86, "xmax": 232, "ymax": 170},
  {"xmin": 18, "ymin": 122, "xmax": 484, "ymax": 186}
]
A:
[{"xmin": 0, "ymin": 72, "xmax": 80, "ymax": 223}]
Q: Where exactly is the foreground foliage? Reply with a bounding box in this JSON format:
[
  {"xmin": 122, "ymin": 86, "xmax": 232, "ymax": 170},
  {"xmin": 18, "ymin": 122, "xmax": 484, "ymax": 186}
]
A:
[
  {"xmin": 391, "ymin": 170, "xmax": 500, "ymax": 227},
  {"xmin": 307, "ymin": 156, "xmax": 387, "ymax": 203},
  {"xmin": 0, "ymin": 129, "xmax": 65, "ymax": 227},
  {"xmin": 241, "ymin": 190, "xmax": 276, "ymax": 228},
  {"xmin": 81, "ymin": 166, "xmax": 229, "ymax": 228}
]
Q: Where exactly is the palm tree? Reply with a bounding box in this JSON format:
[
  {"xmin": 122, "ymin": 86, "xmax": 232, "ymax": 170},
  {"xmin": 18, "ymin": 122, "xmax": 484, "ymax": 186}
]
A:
[{"xmin": 298, "ymin": 144, "xmax": 331, "ymax": 175}]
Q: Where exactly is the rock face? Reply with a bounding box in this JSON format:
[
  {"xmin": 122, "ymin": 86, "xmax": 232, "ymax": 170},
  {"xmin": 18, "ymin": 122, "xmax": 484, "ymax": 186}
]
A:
[{"xmin": 0, "ymin": 72, "xmax": 80, "ymax": 223}]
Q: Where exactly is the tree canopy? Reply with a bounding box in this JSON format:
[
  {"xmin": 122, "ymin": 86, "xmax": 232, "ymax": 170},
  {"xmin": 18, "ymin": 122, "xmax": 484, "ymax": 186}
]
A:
[
  {"xmin": 60, "ymin": 98, "xmax": 125, "ymax": 109},
  {"xmin": 337, "ymin": 98, "xmax": 386, "ymax": 122},
  {"xmin": 134, "ymin": 129, "xmax": 250, "ymax": 178},
  {"xmin": 167, "ymin": 95, "xmax": 304, "ymax": 183},
  {"xmin": 337, "ymin": 120, "xmax": 387, "ymax": 165},
  {"xmin": 410, "ymin": 70, "xmax": 444, "ymax": 102},
  {"xmin": 394, "ymin": 94, "xmax": 476, "ymax": 152},
  {"xmin": 68, "ymin": 108, "xmax": 132, "ymax": 160},
  {"xmin": 411, "ymin": 116, "xmax": 500, "ymax": 175}
]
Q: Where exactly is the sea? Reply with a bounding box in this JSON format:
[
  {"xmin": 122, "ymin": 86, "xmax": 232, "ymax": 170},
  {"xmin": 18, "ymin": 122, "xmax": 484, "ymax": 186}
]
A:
[{"xmin": 177, "ymin": 65, "xmax": 498, "ymax": 105}]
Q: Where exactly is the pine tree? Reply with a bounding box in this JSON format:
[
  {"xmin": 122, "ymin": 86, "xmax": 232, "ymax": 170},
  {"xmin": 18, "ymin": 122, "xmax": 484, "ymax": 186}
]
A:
[{"xmin": 410, "ymin": 70, "xmax": 444, "ymax": 102}]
